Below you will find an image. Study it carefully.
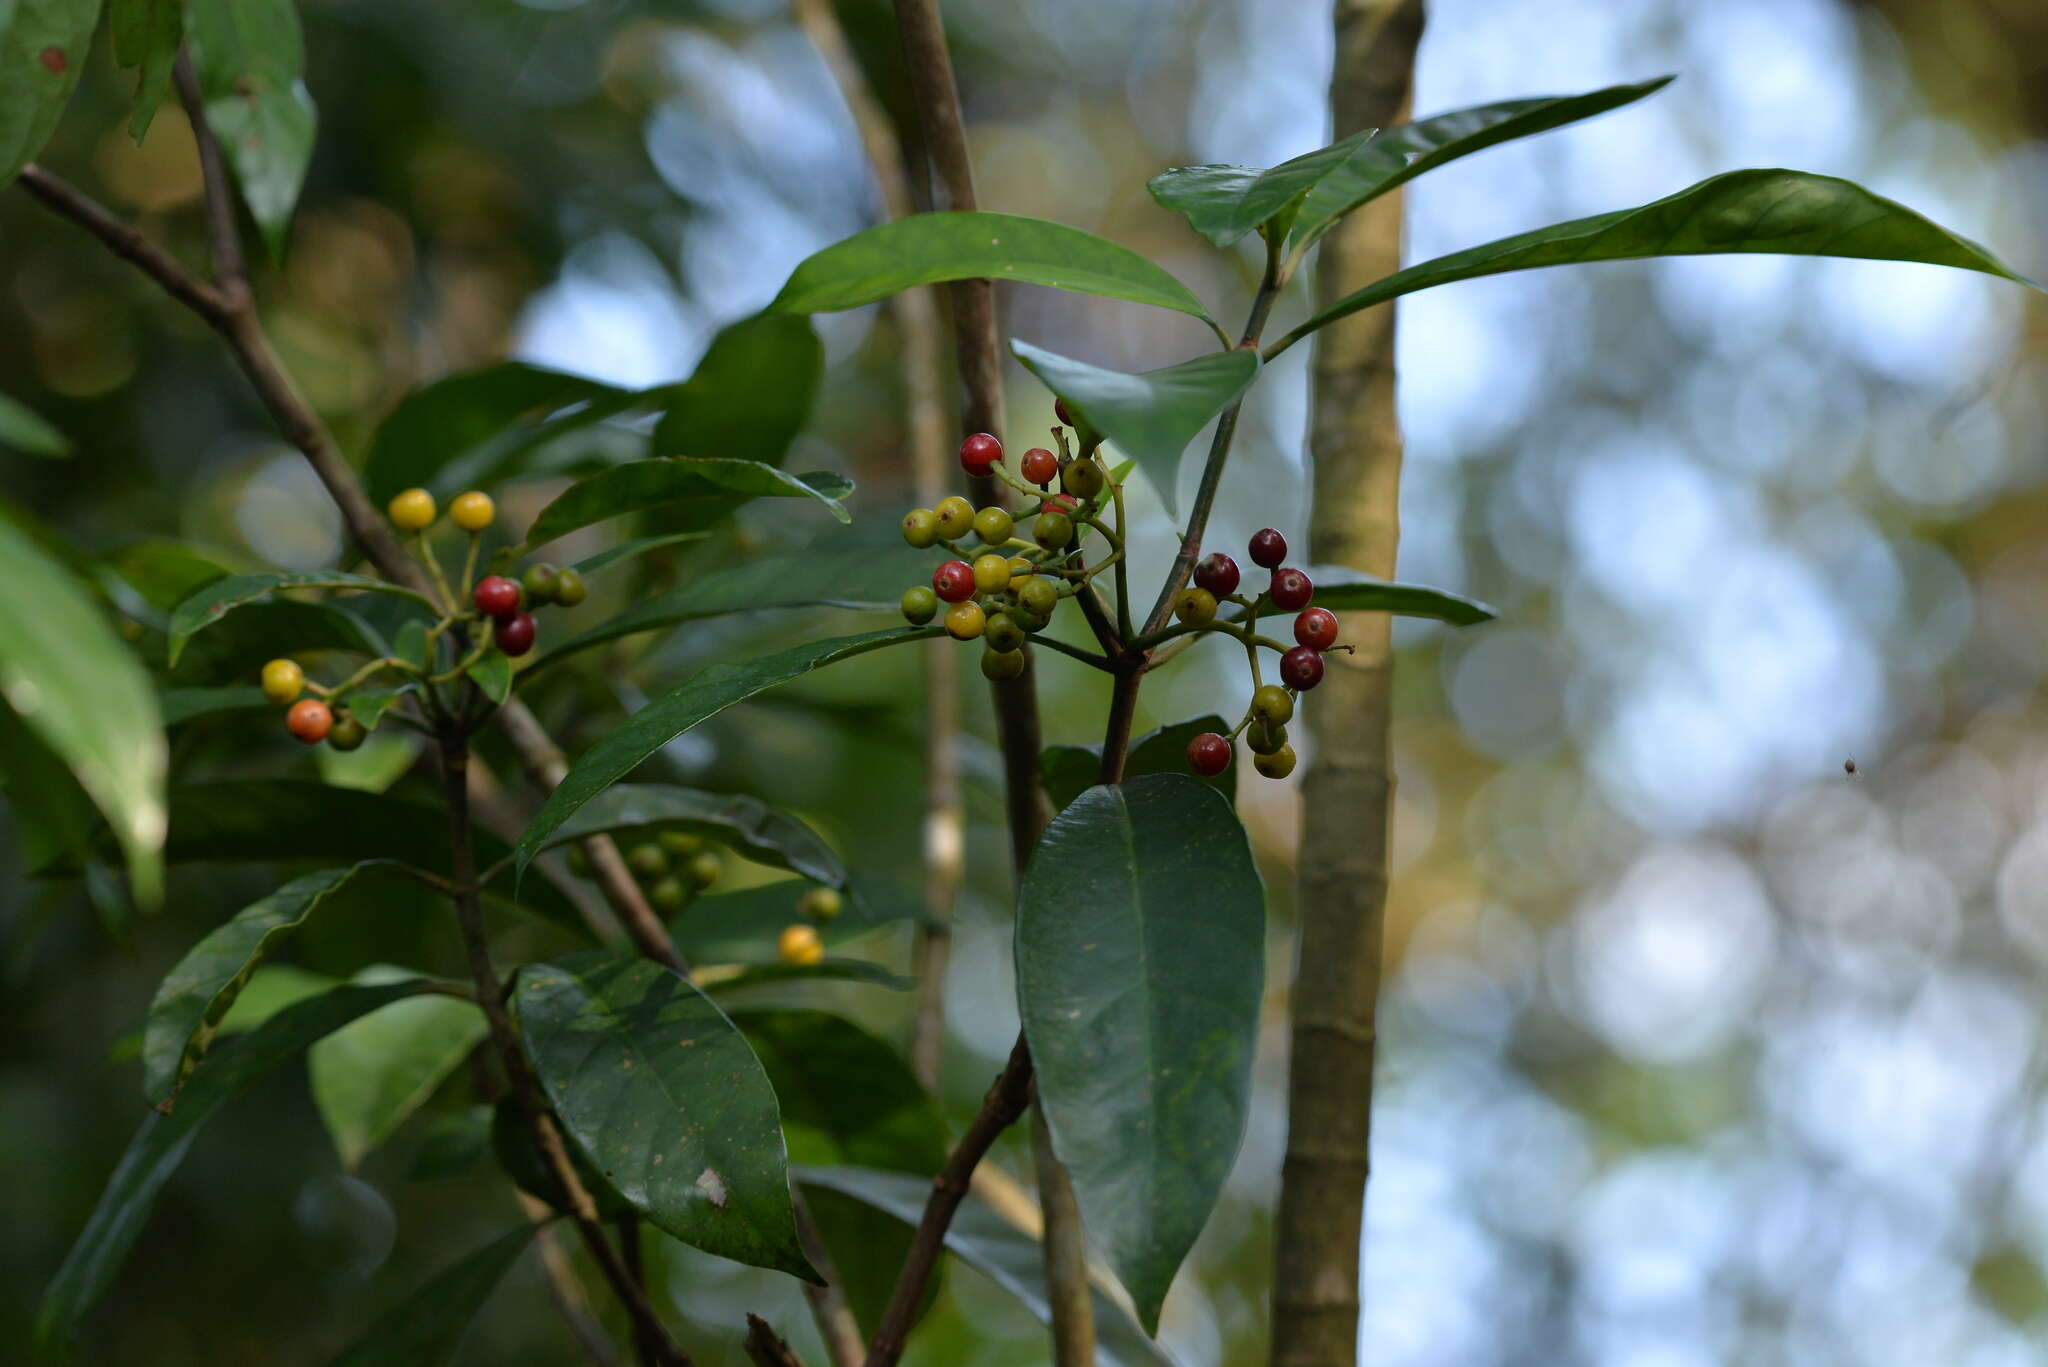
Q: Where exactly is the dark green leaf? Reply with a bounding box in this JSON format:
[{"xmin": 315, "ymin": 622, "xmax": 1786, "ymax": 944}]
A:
[
  {"xmin": 394, "ymin": 618, "xmax": 432, "ymax": 672},
  {"xmin": 107, "ymin": 539, "xmax": 237, "ymax": 613},
  {"xmin": 1304, "ymin": 566, "xmax": 1496, "ymax": 624},
  {"xmin": 310, "ymin": 976, "xmax": 488, "ymax": 1170},
  {"xmin": 363, "ymin": 363, "xmax": 634, "ymax": 505},
  {"xmin": 695, "ymin": 959, "xmax": 913, "ymax": 994},
  {"xmin": 160, "ymin": 600, "xmax": 381, "ymax": 685},
  {"xmin": 159, "ymin": 685, "xmax": 270, "ymax": 727},
  {"xmin": 0, "ymin": 0, "xmax": 97, "ymax": 184},
  {"xmin": 0, "ymin": 516, "xmax": 166, "ymax": 905},
  {"xmin": 771, "ymin": 211, "xmax": 1213, "ymax": 322},
  {"xmin": 516, "ymin": 627, "xmax": 940, "ymax": 872},
  {"xmin": 527, "ymin": 459, "xmax": 853, "ymax": 547},
  {"xmin": 38, "ymin": 978, "xmax": 445, "ymax": 1345},
  {"xmin": 109, "ymin": 0, "xmax": 183, "ymax": 140},
  {"xmin": 1016, "ymin": 774, "xmax": 1265, "ymax": 1331},
  {"xmin": 1012, "ymin": 341, "xmax": 1257, "ymax": 517},
  {"xmin": 1040, "ymin": 714, "xmax": 1233, "ymax": 813},
  {"xmin": 465, "ymin": 650, "xmax": 511, "ymax": 706},
  {"xmin": 0, "ymin": 694, "xmax": 105, "ymax": 893},
  {"xmin": 1278, "ymin": 168, "xmax": 2044, "ymax": 354},
  {"xmin": 187, "ymin": 0, "xmax": 317, "ymax": 257},
  {"xmin": 671, "ymin": 880, "xmax": 918, "ymax": 963},
  {"xmin": 488, "ymin": 1096, "xmax": 635, "ymax": 1219},
  {"xmin": 795, "ymin": 1165, "xmax": 1179, "ymax": 1367},
  {"xmin": 0, "ymin": 391, "xmax": 69, "ymax": 456},
  {"xmin": 542, "ymin": 783, "xmax": 847, "ymax": 888},
  {"xmin": 653, "ymin": 313, "xmax": 822, "ymax": 468},
  {"xmin": 570, "ymin": 530, "xmax": 711, "ymax": 579},
  {"xmin": 407, "ymin": 1105, "xmax": 492, "ymax": 1182},
  {"xmin": 168, "ymin": 571, "xmax": 435, "ymax": 666},
  {"xmin": 328, "ymin": 1225, "xmax": 537, "ymax": 1367},
  {"xmin": 342, "ymin": 683, "xmax": 412, "ymax": 730},
  {"xmin": 510, "ymin": 950, "xmax": 817, "ymax": 1280}
]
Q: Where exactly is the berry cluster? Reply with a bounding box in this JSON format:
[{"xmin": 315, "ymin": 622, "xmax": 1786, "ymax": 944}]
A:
[
  {"xmin": 566, "ymin": 828, "xmax": 721, "ymax": 914},
  {"xmin": 776, "ymin": 886, "xmax": 842, "ymax": 966}
]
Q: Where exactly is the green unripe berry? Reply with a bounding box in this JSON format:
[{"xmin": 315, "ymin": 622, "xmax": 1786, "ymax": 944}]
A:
[
  {"xmin": 626, "ymin": 843, "xmax": 670, "ymax": 879},
  {"xmin": 327, "ymin": 712, "xmax": 367, "ymax": 752},
  {"xmin": 985, "ymin": 614, "xmax": 1026, "ymax": 653},
  {"xmin": 1060, "ymin": 458, "xmax": 1104, "ymax": 499},
  {"xmin": 902, "ymin": 508, "xmax": 940, "ymax": 548},
  {"xmin": 1252, "ymin": 684, "xmax": 1295, "ymax": 726},
  {"xmin": 800, "ymin": 887, "xmax": 843, "ymax": 923},
  {"xmin": 522, "ymin": 563, "xmax": 561, "ymax": 605},
  {"xmin": 901, "ymin": 586, "xmax": 939, "ymax": 625},
  {"xmin": 982, "ymin": 646, "xmax": 1025, "ymax": 680},
  {"xmin": 973, "ymin": 506, "xmax": 1015, "ymax": 545},
  {"xmin": 1012, "ymin": 606, "xmax": 1051, "ymax": 634},
  {"xmin": 934, "ymin": 496, "xmax": 975, "ymax": 540},
  {"xmin": 687, "ymin": 852, "xmax": 721, "ymax": 890},
  {"xmin": 1035, "ymin": 511, "xmax": 1074, "ymax": 550},
  {"xmin": 646, "ymin": 875, "xmax": 687, "ymax": 914},
  {"xmin": 1246, "ymin": 717, "xmax": 1289, "ymax": 755},
  {"xmin": 1253, "ymin": 744, "xmax": 1298, "ymax": 780},
  {"xmin": 972, "ymin": 553, "xmax": 1011, "ymax": 594},
  {"xmin": 552, "ymin": 567, "xmax": 588, "ymax": 607},
  {"xmin": 1175, "ymin": 587, "xmax": 1218, "ymax": 626},
  {"xmin": 657, "ymin": 829, "xmax": 704, "ymax": 857},
  {"xmin": 1018, "ymin": 576, "xmax": 1059, "ymax": 618}
]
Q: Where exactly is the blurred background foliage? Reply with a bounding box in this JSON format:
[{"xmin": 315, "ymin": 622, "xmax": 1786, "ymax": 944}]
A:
[{"xmin": 3, "ymin": 0, "xmax": 2047, "ymax": 1362}]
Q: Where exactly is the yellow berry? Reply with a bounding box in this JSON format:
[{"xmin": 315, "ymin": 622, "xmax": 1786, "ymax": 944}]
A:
[
  {"xmin": 778, "ymin": 923, "xmax": 824, "ymax": 966},
  {"xmin": 934, "ymin": 496, "xmax": 975, "ymax": 541},
  {"xmin": 972, "ymin": 553, "xmax": 1011, "ymax": 594},
  {"xmin": 800, "ymin": 887, "xmax": 843, "ymax": 923},
  {"xmin": 944, "ymin": 601, "xmax": 986, "ymax": 641},
  {"xmin": 387, "ymin": 487, "xmax": 437, "ymax": 531},
  {"xmin": 449, "ymin": 490, "xmax": 495, "ymax": 532},
  {"xmin": 260, "ymin": 658, "xmax": 305, "ymax": 705}
]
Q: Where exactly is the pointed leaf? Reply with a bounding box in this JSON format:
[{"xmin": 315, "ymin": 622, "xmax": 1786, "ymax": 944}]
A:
[
  {"xmin": 771, "ymin": 211, "xmax": 1213, "ymax": 322},
  {"xmin": 0, "ymin": 0, "xmax": 98, "ymax": 184},
  {"xmin": 1016, "ymin": 774, "xmax": 1265, "ymax": 1331},
  {"xmin": 328, "ymin": 1225, "xmax": 537, "ymax": 1367},
  {"xmin": 342, "ymin": 682, "xmax": 412, "ymax": 730},
  {"xmin": 1012, "ymin": 340, "xmax": 1257, "ymax": 517},
  {"xmin": 516, "ymin": 627, "xmax": 940, "ymax": 872},
  {"xmin": 0, "ymin": 391, "xmax": 70, "ymax": 456},
  {"xmin": 1040, "ymin": 714, "xmax": 1233, "ymax": 813},
  {"xmin": 168, "ymin": 571, "xmax": 435, "ymax": 666},
  {"xmin": 510, "ymin": 950, "xmax": 818, "ymax": 1280},
  {"xmin": 110, "ymin": 0, "xmax": 184, "ymax": 140},
  {"xmin": 541, "ymin": 783, "xmax": 848, "ymax": 889},
  {"xmin": 311, "ymin": 981, "xmax": 489, "ymax": 1170},
  {"xmin": 527, "ymin": 459, "xmax": 853, "ymax": 547},
  {"xmin": 364, "ymin": 363, "xmax": 633, "ymax": 505},
  {"xmin": 1304, "ymin": 566, "xmax": 1495, "ymax": 624},
  {"xmin": 653, "ymin": 312, "xmax": 823, "ymax": 468},
  {"xmin": 187, "ymin": 0, "xmax": 316, "ymax": 257}
]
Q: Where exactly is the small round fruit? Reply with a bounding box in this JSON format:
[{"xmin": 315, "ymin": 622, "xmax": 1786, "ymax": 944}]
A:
[
  {"xmin": 450, "ymin": 490, "xmax": 496, "ymax": 532},
  {"xmin": 1248, "ymin": 527, "xmax": 1287, "ymax": 569},
  {"xmin": 800, "ymin": 887, "xmax": 844, "ymax": 923},
  {"xmin": 1295, "ymin": 606, "xmax": 1339, "ymax": 650},
  {"xmin": 646, "ymin": 875, "xmax": 687, "ymax": 914},
  {"xmin": 1054, "ymin": 397, "xmax": 1073, "ymax": 425},
  {"xmin": 1006, "ymin": 556, "xmax": 1035, "ymax": 579},
  {"xmin": 286, "ymin": 698, "xmax": 332, "ymax": 744},
  {"xmin": 902, "ymin": 508, "xmax": 940, "ymax": 548},
  {"xmin": 973, "ymin": 506, "xmax": 1015, "ymax": 546},
  {"xmin": 521, "ymin": 563, "xmax": 561, "ymax": 606},
  {"xmin": 687, "ymin": 852, "xmax": 721, "ymax": 890},
  {"xmin": 1187, "ymin": 732, "xmax": 1232, "ymax": 777},
  {"xmin": 984, "ymin": 613, "xmax": 1027, "ymax": 653},
  {"xmin": 972, "ymin": 553, "xmax": 1011, "ymax": 594},
  {"xmin": 626, "ymin": 843, "xmax": 671, "ymax": 879},
  {"xmin": 1254, "ymin": 744, "xmax": 1298, "ymax": 779},
  {"xmin": 1021, "ymin": 447, "xmax": 1058, "ymax": 485},
  {"xmin": 474, "ymin": 575, "xmax": 522, "ymax": 617},
  {"xmin": 944, "ymin": 601, "xmax": 986, "ymax": 641},
  {"xmin": 260, "ymin": 658, "xmax": 305, "ymax": 705},
  {"xmin": 388, "ymin": 487, "xmax": 437, "ymax": 531},
  {"xmin": 326, "ymin": 712, "xmax": 367, "ymax": 752},
  {"xmin": 1175, "ymin": 587, "xmax": 1217, "ymax": 626},
  {"xmin": 1060, "ymin": 458, "xmax": 1104, "ymax": 499},
  {"xmin": 1194, "ymin": 552, "xmax": 1241, "ymax": 598},
  {"xmin": 1035, "ymin": 511, "xmax": 1074, "ymax": 550},
  {"xmin": 959, "ymin": 432, "xmax": 1003, "ymax": 476},
  {"xmin": 934, "ymin": 495, "xmax": 976, "ymax": 540},
  {"xmin": 495, "ymin": 611, "xmax": 537, "ymax": 657},
  {"xmin": 779, "ymin": 923, "xmax": 824, "ymax": 966},
  {"xmin": 552, "ymin": 568, "xmax": 588, "ymax": 607},
  {"xmin": 982, "ymin": 646, "xmax": 1025, "ymax": 680},
  {"xmin": 901, "ymin": 586, "xmax": 939, "ymax": 625},
  {"xmin": 657, "ymin": 829, "xmax": 704, "ymax": 857},
  {"xmin": 1012, "ymin": 606, "xmax": 1051, "ymax": 634},
  {"xmin": 1280, "ymin": 645, "xmax": 1325, "ymax": 691},
  {"xmin": 1246, "ymin": 717, "xmax": 1288, "ymax": 755},
  {"xmin": 1018, "ymin": 576, "xmax": 1060, "ymax": 618},
  {"xmin": 1252, "ymin": 684, "xmax": 1295, "ymax": 726},
  {"xmin": 1269, "ymin": 567, "xmax": 1314, "ymax": 611},
  {"xmin": 1041, "ymin": 494, "xmax": 1079, "ymax": 517},
  {"xmin": 933, "ymin": 560, "xmax": 976, "ymax": 603}
]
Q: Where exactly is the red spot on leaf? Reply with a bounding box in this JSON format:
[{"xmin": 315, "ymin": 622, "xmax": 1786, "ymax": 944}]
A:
[{"xmin": 39, "ymin": 47, "xmax": 67, "ymax": 75}]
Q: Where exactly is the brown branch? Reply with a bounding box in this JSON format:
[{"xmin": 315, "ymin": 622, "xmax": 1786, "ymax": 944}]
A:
[
  {"xmin": 172, "ymin": 52, "xmax": 246, "ymax": 300},
  {"xmin": 16, "ymin": 166, "xmax": 230, "ymax": 323},
  {"xmin": 1030, "ymin": 1101, "xmax": 1098, "ymax": 1366},
  {"xmin": 521, "ymin": 1194, "xmax": 624, "ymax": 1367},
  {"xmin": 743, "ymin": 1315, "xmax": 810, "ymax": 1367}
]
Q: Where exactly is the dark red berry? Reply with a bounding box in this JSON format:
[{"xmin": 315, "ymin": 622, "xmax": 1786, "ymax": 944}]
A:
[
  {"xmin": 1294, "ymin": 607, "xmax": 1339, "ymax": 650},
  {"xmin": 1187, "ymin": 732, "xmax": 1232, "ymax": 777},
  {"xmin": 1249, "ymin": 528, "xmax": 1287, "ymax": 569},
  {"xmin": 933, "ymin": 560, "xmax": 977, "ymax": 603},
  {"xmin": 959, "ymin": 432, "xmax": 1003, "ymax": 475},
  {"xmin": 474, "ymin": 575, "xmax": 522, "ymax": 617},
  {"xmin": 497, "ymin": 611, "xmax": 537, "ymax": 656},
  {"xmin": 1055, "ymin": 397, "xmax": 1073, "ymax": 425},
  {"xmin": 1040, "ymin": 493, "xmax": 1079, "ymax": 517},
  {"xmin": 1279, "ymin": 645, "xmax": 1324, "ymax": 690},
  {"xmin": 1194, "ymin": 552, "xmax": 1240, "ymax": 598},
  {"xmin": 1021, "ymin": 447, "xmax": 1058, "ymax": 486},
  {"xmin": 1270, "ymin": 567, "xmax": 1314, "ymax": 611}
]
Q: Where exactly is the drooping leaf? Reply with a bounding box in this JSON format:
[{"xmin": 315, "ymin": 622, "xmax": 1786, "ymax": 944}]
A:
[
  {"xmin": 109, "ymin": 0, "xmax": 184, "ymax": 140},
  {"xmin": 38, "ymin": 978, "xmax": 445, "ymax": 1345},
  {"xmin": 795, "ymin": 1165, "xmax": 1180, "ymax": 1367},
  {"xmin": 465, "ymin": 649, "xmax": 511, "ymax": 706},
  {"xmin": 652, "ymin": 312, "xmax": 822, "ymax": 468},
  {"xmin": 570, "ymin": 530, "xmax": 712, "ymax": 579},
  {"xmin": 527, "ymin": 459, "xmax": 853, "ymax": 546},
  {"xmin": 771, "ymin": 211, "xmax": 1213, "ymax": 322},
  {"xmin": 168, "ymin": 571, "xmax": 435, "ymax": 666},
  {"xmin": 327, "ymin": 1224, "xmax": 537, "ymax": 1367},
  {"xmin": 1016, "ymin": 774, "xmax": 1265, "ymax": 1331},
  {"xmin": 0, "ymin": 391, "xmax": 70, "ymax": 456},
  {"xmin": 0, "ymin": 516, "xmax": 166, "ymax": 906},
  {"xmin": 510, "ymin": 950, "xmax": 818, "ymax": 1281},
  {"xmin": 310, "ymin": 973, "xmax": 489, "ymax": 1171},
  {"xmin": 516, "ymin": 627, "xmax": 940, "ymax": 872},
  {"xmin": 186, "ymin": 0, "xmax": 317, "ymax": 257},
  {"xmin": 671, "ymin": 879, "xmax": 919, "ymax": 963},
  {"xmin": 1040, "ymin": 714, "xmax": 1234, "ymax": 813},
  {"xmin": 1012, "ymin": 340, "xmax": 1258, "ymax": 517},
  {"xmin": 0, "ymin": 0, "xmax": 98, "ymax": 184},
  {"xmin": 1274, "ymin": 168, "xmax": 2045, "ymax": 355},
  {"xmin": 0, "ymin": 693, "xmax": 106, "ymax": 894},
  {"xmin": 160, "ymin": 600, "xmax": 382, "ymax": 684},
  {"xmin": 1303, "ymin": 566, "xmax": 1495, "ymax": 624},
  {"xmin": 540, "ymin": 783, "xmax": 848, "ymax": 889},
  {"xmin": 694, "ymin": 959, "xmax": 914, "ymax": 994}
]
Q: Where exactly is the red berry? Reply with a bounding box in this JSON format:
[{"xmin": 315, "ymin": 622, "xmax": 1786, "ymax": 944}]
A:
[
  {"xmin": 1021, "ymin": 447, "xmax": 1058, "ymax": 486},
  {"xmin": 1269, "ymin": 567, "xmax": 1314, "ymax": 611},
  {"xmin": 959, "ymin": 432, "xmax": 1003, "ymax": 475},
  {"xmin": 286, "ymin": 699, "xmax": 332, "ymax": 744},
  {"xmin": 1194, "ymin": 552, "xmax": 1240, "ymax": 597},
  {"xmin": 1040, "ymin": 494, "xmax": 1078, "ymax": 517},
  {"xmin": 1295, "ymin": 607, "xmax": 1339, "ymax": 650},
  {"xmin": 933, "ymin": 560, "xmax": 977, "ymax": 603},
  {"xmin": 1055, "ymin": 397, "xmax": 1073, "ymax": 425},
  {"xmin": 1249, "ymin": 528, "xmax": 1287, "ymax": 569},
  {"xmin": 1187, "ymin": 732, "xmax": 1232, "ymax": 777},
  {"xmin": 497, "ymin": 611, "xmax": 537, "ymax": 656},
  {"xmin": 1280, "ymin": 645, "xmax": 1324, "ymax": 690},
  {"xmin": 474, "ymin": 575, "xmax": 522, "ymax": 617}
]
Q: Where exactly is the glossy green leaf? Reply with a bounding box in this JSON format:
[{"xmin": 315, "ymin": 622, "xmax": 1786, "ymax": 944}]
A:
[
  {"xmin": 187, "ymin": 0, "xmax": 317, "ymax": 257},
  {"xmin": 1012, "ymin": 340, "xmax": 1258, "ymax": 517},
  {"xmin": 1304, "ymin": 566, "xmax": 1496, "ymax": 624},
  {"xmin": 0, "ymin": 693, "xmax": 105, "ymax": 885},
  {"xmin": 653, "ymin": 312, "xmax": 822, "ymax": 468},
  {"xmin": 771, "ymin": 211, "xmax": 1213, "ymax": 322},
  {"xmin": 109, "ymin": 0, "xmax": 183, "ymax": 140},
  {"xmin": 363, "ymin": 363, "xmax": 634, "ymax": 505},
  {"xmin": 328, "ymin": 1224, "xmax": 536, "ymax": 1367},
  {"xmin": 407, "ymin": 1105, "xmax": 492, "ymax": 1182},
  {"xmin": 159, "ymin": 685, "xmax": 269, "ymax": 727},
  {"xmin": 570, "ymin": 530, "xmax": 711, "ymax": 579},
  {"xmin": 159, "ymin": 601, "xmax": 381, "ymax": 685},
  {"xmin": 671, "ymin": 880, "xmax": 918, "ymax": 962},
  {"xmin": 516, "ymin": 627, "xmax": 940, "ymax": 871},
  {"xmin": 695, "ymin": 959, "xmax": 913, "ymax": 994},
  {"xmin": 1040, "ymin": 714, "xmax": 1233, "ymax": 813},
  {"xmin": 1016, "ymin": 774, "xmax": 1265, "ymax": 1331},
  {"xmin": 0, "ymin": 516, "xmax": 167, "ymax": 906},
  {"xmin": 527, "ymin": 459, "xmax": 853, "ymax": 547},
  {"xmin": 310, "ymin": 975, "xmax": 489, "ymax": 1170},
  {"xmin": 38, "ymin": 978, "xmax": 444, "ymax": 1345},
  {"xmin": 0, "ymin": 391, "xmax": 69, "ymax": 456},
  {"xmin": 168, "ymin": 571, "xmax": 435, "ymax": 666},
  {"xmin": 1276, "ymin": 168, "xmax": 2045, "ymax": 355},
  {"xmin": 510, "ymin": 950, "xmax": 817, "ymax": 1280},
  {"xmin": 795, "ymin": 1165, "xmax": 1179, "ymax": 1367},
  {"xmin": 465, "ymin": 649, "xmax": 511, "ymax": 706},
  {"xmin": 0, "ymin": 0, "xmax": 97, "ymax": 184},
  {"xmin": 541, "ymin": 783, "xmax": 847, "ymax": 889}
]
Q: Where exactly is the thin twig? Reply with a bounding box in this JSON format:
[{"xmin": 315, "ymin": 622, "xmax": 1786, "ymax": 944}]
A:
[
  {"xmin": 792, "ymin": 1191, "xmax": 866, "ymax": 1367},
  {"xmin": 16, "ymin": 166, "xmax": 229, "ymax": 323},
  {"xmin": 744, "ymin": 1315, "xmax": 810, "ymax": 1367},
  {"xmin": 171, "ymin": 52, "xmax": 246, "ymax": 300},
  {"xmin": 521, "ymin": 1193, "xmax": 624, "ymax": 1367}
]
